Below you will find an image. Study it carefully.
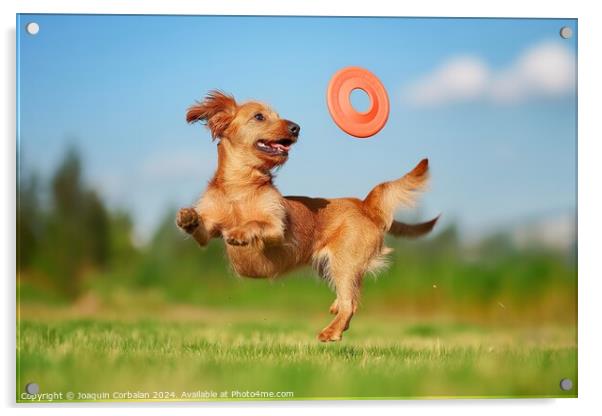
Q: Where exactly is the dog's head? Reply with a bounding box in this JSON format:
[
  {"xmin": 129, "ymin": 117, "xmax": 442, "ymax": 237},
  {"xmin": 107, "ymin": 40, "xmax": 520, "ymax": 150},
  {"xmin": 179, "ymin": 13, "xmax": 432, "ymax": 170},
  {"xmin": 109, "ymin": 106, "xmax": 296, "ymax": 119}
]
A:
[{"xmin": 187, "ymin": 91, "xmax": 300, "ymax": 169}]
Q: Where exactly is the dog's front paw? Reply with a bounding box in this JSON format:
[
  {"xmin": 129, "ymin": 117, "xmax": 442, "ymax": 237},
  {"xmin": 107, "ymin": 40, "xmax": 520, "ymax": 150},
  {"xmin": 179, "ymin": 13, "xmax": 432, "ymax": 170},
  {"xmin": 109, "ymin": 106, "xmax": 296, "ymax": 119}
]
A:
[
  {"xmin": 176, "ymin": 208, "xmax": 199, "ymax": 234},
  {"xmin": 224, "ymin": 227, "xmax": 257, "ymax": 246}
]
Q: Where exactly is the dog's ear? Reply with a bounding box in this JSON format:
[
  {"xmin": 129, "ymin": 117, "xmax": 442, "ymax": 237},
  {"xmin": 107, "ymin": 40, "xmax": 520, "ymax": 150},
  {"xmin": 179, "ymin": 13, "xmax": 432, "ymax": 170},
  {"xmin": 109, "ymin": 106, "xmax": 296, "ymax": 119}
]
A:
[{"xmin": 186, "ymin": 90, "xmax": 237, "ymax": 140}]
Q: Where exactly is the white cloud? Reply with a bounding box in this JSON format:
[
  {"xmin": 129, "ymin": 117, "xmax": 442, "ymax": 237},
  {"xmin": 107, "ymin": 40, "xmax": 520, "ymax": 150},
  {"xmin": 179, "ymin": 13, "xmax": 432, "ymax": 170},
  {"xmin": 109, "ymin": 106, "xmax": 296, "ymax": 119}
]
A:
[
  {"xmin": 140, "ymin": 150, "xmax": 215, "ymax": 180},
  {"xmin": 490, "ymin": 42, "xmax": 576, "ymax": 103},
  {"xmin": 93, "ymin": 150, "xmax": 213, "ymax": 205},
  {"xmin": 404, "ymin": 41, "xmax": 576, "ymax": 107},
  {"xmin": 405, "ymin": 56, "xmax": 490, "ymax": 107}
]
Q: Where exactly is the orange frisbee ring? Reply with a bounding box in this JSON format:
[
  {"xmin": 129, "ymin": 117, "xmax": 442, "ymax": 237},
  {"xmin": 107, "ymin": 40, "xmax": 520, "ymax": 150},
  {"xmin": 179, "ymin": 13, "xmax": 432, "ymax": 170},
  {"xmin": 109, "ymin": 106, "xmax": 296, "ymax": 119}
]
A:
[{"xmin": 326, "ymin": 66, "xmax": 390, "ymax": 138}]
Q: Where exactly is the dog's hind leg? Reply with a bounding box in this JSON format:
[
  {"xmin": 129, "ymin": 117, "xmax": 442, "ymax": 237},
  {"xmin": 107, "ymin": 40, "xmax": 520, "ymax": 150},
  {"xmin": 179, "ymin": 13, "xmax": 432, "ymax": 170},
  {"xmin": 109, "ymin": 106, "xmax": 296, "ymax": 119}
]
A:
[
  {"xmin": 329, "ymin": 298, "xmax": 339, "ymax": 315},
  {"xmin": 316, "ymin": 219, "xmax": 383, "ymax": 341},
  {"xmin": 318, "ymin": 271, "xmax": 362, "ymax": 342}
]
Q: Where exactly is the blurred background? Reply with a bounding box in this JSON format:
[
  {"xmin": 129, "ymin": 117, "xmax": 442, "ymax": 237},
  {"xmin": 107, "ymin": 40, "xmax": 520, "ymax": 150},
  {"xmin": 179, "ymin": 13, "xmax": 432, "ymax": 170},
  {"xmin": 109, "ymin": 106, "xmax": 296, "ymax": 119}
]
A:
[
  {"xmin": 16, "ymin": 15, "xmax": 577, "ymax": 399},
  {"xmin": 17, "ymin": 15, "xmax": 576, "ymax": 323},
  {"xmin": 16, "ymin": 146, "xmax": 576, "ymax": 323}
]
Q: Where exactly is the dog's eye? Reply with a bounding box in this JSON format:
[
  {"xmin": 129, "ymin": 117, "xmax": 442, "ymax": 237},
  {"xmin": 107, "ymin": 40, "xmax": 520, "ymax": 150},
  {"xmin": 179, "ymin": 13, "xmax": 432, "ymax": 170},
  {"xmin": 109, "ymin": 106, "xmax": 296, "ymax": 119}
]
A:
[{"xmin": 254, "ymin": 113, "xmax": 265, "ymax": 121}]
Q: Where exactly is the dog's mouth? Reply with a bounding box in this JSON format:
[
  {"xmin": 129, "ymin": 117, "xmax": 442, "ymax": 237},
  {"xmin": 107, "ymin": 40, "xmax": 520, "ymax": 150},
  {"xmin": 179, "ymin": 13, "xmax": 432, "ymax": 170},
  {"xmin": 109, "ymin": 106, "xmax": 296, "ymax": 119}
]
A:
[{"xmin": 255, "ymin": 138, "xmax": 296, "ymax": 156}]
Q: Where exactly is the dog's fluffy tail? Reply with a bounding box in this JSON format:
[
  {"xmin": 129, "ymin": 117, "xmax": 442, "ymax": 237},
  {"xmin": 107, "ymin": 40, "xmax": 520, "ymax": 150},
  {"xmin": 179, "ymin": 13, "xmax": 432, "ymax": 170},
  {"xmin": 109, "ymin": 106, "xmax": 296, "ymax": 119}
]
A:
[{"xmin": 363, "ymin": 158, "xmax": 431, "ymax": 231}]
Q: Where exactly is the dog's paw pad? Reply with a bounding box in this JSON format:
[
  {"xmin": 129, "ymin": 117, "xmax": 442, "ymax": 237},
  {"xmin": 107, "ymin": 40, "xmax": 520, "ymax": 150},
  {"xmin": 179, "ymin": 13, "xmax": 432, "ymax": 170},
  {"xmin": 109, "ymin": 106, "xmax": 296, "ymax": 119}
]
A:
[
  {"xmin": 225, "ymin": 236, "xmax": 249, "ymax": 246},
  {"xmin": 224, "ymin": 227, "xmax": 258, "ymax": 246},
  {"xmin": 176, "ymin": 208, "xmax": 199, "ymax": 233}
]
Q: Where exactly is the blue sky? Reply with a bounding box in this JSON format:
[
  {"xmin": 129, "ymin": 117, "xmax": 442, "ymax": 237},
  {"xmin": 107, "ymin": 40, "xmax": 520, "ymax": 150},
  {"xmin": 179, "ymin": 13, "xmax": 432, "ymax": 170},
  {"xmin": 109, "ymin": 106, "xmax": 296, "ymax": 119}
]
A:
[{"xmin": 17, "ymin": 15, "xmax": 577, "ymax": 241}]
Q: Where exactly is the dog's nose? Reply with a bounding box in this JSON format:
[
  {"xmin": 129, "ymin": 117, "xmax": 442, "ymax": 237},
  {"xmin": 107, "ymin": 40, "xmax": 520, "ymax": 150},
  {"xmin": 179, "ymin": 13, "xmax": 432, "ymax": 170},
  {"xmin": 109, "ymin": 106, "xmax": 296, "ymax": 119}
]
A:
[{"xmin": 287, "ymin": 121, "xmax": 300, "ymax": 137}]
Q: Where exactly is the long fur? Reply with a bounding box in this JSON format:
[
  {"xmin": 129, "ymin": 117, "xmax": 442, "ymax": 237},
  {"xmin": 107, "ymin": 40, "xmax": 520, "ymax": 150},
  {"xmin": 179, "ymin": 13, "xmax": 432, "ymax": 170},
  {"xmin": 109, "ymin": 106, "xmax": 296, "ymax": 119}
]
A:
[{"xmin": 363, "ymin": 158, "xmax": 431, "ymax": 230}]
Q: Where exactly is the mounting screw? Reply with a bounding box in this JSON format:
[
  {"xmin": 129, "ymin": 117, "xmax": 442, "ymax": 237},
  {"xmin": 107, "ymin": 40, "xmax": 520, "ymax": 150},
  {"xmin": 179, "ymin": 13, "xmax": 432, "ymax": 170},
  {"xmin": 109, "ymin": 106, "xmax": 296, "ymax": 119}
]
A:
[
  {"xmin": 25, "ymin": 382, "xmax": 40, "ymax": 395},
  {"xmin": 559, "ymin": 378, "xmax": 573, "ymax": 391},
  {"xmin": 559, "ymin": 26, "xmax": 573, "ymax": 39},
  {"xmin": 26, "ymin": 22, "xmax": 40, "ymax": 35}
]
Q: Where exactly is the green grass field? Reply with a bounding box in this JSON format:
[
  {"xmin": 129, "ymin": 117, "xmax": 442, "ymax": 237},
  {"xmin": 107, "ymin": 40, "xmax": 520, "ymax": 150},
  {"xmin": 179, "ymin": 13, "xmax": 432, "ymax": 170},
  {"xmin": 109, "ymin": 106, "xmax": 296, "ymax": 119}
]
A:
[
  {"xmin": 17, "ymin": 304, "xmax": 577, "ymax": 402},
  {"xmin": 17, "ymin": 190, "xmax": 578, "ymax": 402},
  {"xmin": 17, "ymin": 139, "xmax": 578, "ymax": 402}
]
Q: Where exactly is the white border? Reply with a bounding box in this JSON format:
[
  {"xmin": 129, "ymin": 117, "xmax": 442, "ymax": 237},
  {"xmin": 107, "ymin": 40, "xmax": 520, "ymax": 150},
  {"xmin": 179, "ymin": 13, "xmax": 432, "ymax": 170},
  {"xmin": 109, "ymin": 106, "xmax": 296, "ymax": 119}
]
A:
[
  {"xmin": 3, "ymin": 1, "xmax": 601, "ymax": 415},
  {"xmin": 3, "ymin": 0, "xmax": 586, "ymax": 17}
]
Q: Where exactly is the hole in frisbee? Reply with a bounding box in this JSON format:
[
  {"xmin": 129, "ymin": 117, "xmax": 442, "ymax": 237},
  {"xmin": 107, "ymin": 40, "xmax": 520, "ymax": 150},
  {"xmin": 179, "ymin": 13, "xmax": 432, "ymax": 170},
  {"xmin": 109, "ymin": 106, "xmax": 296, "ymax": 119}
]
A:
[{"xmin": 350, "ymin": 88, "xmax": 372, "ymax": 114}]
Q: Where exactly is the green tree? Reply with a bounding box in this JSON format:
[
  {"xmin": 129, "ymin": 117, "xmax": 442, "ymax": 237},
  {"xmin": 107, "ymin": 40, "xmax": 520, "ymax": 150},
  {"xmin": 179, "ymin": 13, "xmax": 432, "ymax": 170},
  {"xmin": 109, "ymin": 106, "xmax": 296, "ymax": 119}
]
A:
[
  {"xmin": 36, "ymin": 147, "xmax": 112, "ymax": 297},
  {"xmin": 17, "ymin": 173, "xmax": 41, "ymax": 269}
]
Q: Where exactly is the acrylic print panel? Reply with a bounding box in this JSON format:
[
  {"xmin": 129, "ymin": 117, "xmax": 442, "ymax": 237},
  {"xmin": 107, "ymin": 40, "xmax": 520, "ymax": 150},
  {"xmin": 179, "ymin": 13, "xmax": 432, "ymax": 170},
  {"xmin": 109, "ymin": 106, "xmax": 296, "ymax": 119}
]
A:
[{"xmin": 16, "ymin": 14, "xmax": 577, "ymax": 402}]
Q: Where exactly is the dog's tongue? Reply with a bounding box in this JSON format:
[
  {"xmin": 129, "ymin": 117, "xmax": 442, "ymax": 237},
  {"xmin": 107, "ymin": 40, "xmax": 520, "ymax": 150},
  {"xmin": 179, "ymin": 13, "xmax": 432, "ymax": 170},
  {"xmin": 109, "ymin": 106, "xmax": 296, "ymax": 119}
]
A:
[{"xmin": 271, "ymin": 143, "xmax": 290, "ymax": 152}]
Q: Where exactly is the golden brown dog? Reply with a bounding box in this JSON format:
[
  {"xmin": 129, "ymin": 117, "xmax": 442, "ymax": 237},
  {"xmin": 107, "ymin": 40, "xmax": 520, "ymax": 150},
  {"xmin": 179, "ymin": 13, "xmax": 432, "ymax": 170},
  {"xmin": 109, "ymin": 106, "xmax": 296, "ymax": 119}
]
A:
[{"xmin": 176, "ymin": 91, "xmax": 438, "ymax": 342}]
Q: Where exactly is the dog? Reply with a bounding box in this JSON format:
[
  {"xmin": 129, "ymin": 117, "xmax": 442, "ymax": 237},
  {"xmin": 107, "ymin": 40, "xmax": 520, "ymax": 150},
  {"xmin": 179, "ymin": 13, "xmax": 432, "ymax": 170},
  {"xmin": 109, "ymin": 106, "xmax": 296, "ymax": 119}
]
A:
[{"xmin": 176, "ymin": 91, "xmax": 438, "ymax": 342}]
